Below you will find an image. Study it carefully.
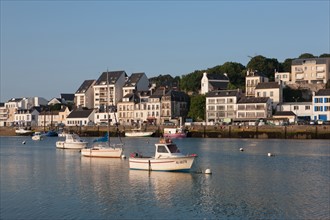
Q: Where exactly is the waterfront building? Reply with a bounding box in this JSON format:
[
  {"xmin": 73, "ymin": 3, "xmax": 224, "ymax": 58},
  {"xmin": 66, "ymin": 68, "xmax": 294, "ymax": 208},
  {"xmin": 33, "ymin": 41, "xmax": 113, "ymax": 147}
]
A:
[
  {"xmin": 255, "ymin": 81, "xmax": 283, "ymax": 109},
  {"xmin": 38, "ymin": 110, "xmax": 60, "ymax": 127},
  {"xmin": 93, "ymin": 71, "xmax": 127, "ymax": 109},
  {"xmin": 245, "ymin": 70, "xmax": 269, "ymax": 97},
  {"xmin": 201, "ymin": 72, "xmax": 229, "ymax": 95},
  {"xmin": 272, "ymin": 111, "xmax": 296, "ymax": 124},
  {"xmin": 75, "ymin": 80, "xmax": 96, "ymax": 109},
  {"xmin": 237, "ymin": 96, "xmax": 272, "ymax": 120},
  {"xmin": 14, "ymin": 109, "xmax": 39, "ymax": 127},
  {"xmin": 278, "ymin": 102, "xmax": 313, "ymax": 120},
  {"xmin": 312, "ymin": 89, "xmax": 330, "ymax": 121},
  {"xmin": 161, "ymin": 90, "xmax": 189, "ymax": 125},
  {"xmin": 66, "ymin": 109, "xmax": 95, "ymax": 126},
  {"xmin": 291, "ymin": 57, "xmax": 330, "ymax": 84},
  {"xmin": 205, "ymin": 89, "xmax": 242, "ymax": 124},
  {"xmin": 0, "ymin": 103, "xmax": 7, "ymax": 126}
]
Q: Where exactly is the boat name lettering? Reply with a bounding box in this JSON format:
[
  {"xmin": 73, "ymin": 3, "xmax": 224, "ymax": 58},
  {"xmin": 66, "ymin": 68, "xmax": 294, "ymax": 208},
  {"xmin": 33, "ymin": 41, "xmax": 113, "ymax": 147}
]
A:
[{"xmin": 176, "ymin": 160, "xmax": 187, "ymax": 164}]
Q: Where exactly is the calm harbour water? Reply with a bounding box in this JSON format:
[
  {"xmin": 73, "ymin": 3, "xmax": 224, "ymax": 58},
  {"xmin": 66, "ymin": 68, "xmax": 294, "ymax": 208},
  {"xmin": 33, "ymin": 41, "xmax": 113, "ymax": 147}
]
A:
[{"xmin": 0, "ymin": 136, "xmax": 329, "ymax": 220}]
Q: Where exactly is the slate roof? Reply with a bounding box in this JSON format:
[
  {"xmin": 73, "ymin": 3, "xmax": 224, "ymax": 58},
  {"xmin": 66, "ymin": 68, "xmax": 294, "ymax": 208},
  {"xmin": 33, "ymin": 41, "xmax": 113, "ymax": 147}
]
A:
[
  {"xmin": 164, "ymin": 90, "xmax": 189, "ymax": 102},
  {"xmin": 238, "ymin": 96, "xmax": 269, "ymax": 104},
  {"xmin": 61, "ymin": 94, "xmax": 74, "ymax": 101},
  {"xmin": 95, "ymin": 71, "xmax": 126, "ymax": 86},
  {"xmin": 292, "ymin": 57, "xmax": 330, "ymax": 65},
  {"xmin": 246, "ymin": 71, "xmax": 267, "ymax": 78},
  {"xmin": 149, "ymin": 88, "xmax": 166, "ymax": 98},
  {"xmin": 315, "ymin": 89, "xmax": 330, "ymax": 96},
  {"xmin": 273, "ymin": 111, "xmax": 296, "ymax": 116},
  {"xmin": 7, "ymin": 98, "xmax": 23, "ymax": 102},
  {"xmin": 67, "ymin": 109, "xmax": 93, "ymax": 118},
  {"xmin": 255, "ymin": 82, "xmax": 280, "ymax": 89},
  {"xmin": 124, "ymin": 73, "xmax": 146, "ymax": 87},
  {"xmin": 210, "ymin": 81, "xmax": 229, "ymax": 90},
  {"xmin": 206, "ymin": 90, "xmax": 240, "ymax": 97},
  {"xmin": 207, "ymin": 73, "xmax": 229, "ymax": 81},
  {"xmin": 76, "ymin": 80, "xmax": 95, "ymax": 93}
]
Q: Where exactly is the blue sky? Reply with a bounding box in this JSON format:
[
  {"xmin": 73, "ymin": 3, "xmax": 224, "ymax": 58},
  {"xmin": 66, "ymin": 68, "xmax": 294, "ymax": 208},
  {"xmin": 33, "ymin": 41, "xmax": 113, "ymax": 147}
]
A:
[{"xmin": 1, "ymin": 1, "xmax": 329, "ymax": 102}]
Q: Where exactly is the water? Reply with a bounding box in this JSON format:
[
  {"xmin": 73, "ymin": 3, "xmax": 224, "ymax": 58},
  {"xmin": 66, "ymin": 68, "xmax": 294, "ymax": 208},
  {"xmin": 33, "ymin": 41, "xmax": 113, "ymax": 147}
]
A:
[{"xmin": 1, "ymin": 137, "xmax": 329, "ymax": 219}]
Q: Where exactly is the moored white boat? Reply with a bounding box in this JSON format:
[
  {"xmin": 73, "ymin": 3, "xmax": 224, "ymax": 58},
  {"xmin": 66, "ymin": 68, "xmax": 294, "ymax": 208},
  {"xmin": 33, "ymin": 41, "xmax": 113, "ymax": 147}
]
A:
[
  {"xmin": 163, "ymin": 127, "xmax": 187, "ymax": 138},
  {"xmin": 32, "ymin": 132, "xmax": 43, "ymax": 141},
  {"xmin": 125, "ymin": 129, "xmax": 154, "ymax": 137},
  {"xmin": 56, "ymin": 133, "xmax": 88, "ymax": 149},
  {"xmin": 129, "ymin": 138, "xmax": 197, "ymax": 171},
  {"xmin": 81, "ymin": 143, "xmax": 123, "ymax": 158},
  {"xmin": 15, "ymin": 128, "xmax": 34, "ymax": 136}
]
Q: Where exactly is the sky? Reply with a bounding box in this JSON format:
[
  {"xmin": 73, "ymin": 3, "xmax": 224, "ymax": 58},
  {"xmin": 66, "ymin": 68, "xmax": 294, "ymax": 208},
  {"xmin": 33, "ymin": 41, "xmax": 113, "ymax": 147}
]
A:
[{"xmin": 1, "ymin": 1, "xmax": 329, "ymax": 102}]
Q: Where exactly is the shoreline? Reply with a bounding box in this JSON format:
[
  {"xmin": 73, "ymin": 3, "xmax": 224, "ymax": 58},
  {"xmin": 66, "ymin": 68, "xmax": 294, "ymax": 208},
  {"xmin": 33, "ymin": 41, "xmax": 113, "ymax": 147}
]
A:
[{"xmin": 1, "ymin": 125, "xmax": 330, "ymax": 139}]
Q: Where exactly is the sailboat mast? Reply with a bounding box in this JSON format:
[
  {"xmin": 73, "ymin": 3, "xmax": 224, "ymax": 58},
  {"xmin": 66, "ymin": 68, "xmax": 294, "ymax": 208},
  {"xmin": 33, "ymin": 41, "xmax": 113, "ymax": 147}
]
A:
[{"xmin": 106, "ymin": 70, "xmax": 110, "ymax": 148}]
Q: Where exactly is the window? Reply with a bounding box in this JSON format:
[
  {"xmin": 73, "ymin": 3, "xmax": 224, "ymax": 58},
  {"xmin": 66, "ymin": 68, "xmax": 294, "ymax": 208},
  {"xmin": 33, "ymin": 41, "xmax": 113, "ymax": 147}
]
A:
[
  {"xmin": 305, "ymin": 106, "xmax": 310, "ymax": 110},
  {"xmin": 263, "ymin": 92, "xmax": 267, "ymax": 97},
  {"xmin": 325, "ymin": 106, "xmax": 330, "ymax": 111},
  {"xmin": 325, "ymin": 98, "xmax": 330, "ymax": 103},
  {"xmin": 157, "ymin": 145, "xmax": 168, "ymax": 153},
  {"xmin": 294, "ymin": 106, "xmax": 299, "ymax": 110},
  {"xmin": 270, "ymin": 91, "xmax": 274, "ymax": 97}
]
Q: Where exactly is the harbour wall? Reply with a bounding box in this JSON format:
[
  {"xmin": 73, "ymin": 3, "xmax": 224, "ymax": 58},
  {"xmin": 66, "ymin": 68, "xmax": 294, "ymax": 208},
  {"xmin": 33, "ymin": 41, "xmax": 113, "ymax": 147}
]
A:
[{"xmin": 1, "ymin": 125, "xmax": 330, "ymax": 139}]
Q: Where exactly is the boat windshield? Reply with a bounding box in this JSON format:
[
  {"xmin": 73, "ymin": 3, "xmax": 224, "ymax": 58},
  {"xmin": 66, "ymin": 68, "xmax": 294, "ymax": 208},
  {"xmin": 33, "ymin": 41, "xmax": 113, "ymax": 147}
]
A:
[{"xmin": 167, "ymin": 144, "xmax": 180, "ymax": 153}]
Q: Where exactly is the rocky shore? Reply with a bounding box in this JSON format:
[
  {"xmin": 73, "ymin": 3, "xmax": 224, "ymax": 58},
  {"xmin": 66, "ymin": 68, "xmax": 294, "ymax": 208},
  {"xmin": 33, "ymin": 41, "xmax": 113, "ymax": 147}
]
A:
[{"xmin": 1, "ymin": 125, "xmax": 330, "ymax": 139}]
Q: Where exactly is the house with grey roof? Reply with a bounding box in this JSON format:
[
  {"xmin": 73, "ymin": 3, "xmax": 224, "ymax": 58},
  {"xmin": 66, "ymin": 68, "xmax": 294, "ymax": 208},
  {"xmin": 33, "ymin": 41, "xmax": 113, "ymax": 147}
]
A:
[
  {"xmin": 255, "ymin": 81, "xmax": 283, "ymax": 109},
  {"xmin": 93, "ymin": 70, "xmax": 127, "ymax": 109},
  {"xmin": 66, "ymin": 109, "xmax": 95, "ymax": 126},
  {"xmin": 161, "ymin": 90, "xmax": 189, "ymax": 125},
  {"xmin": 123, "ymin": 72, "xmax": 149, "ymax": 97},
  {"xmin": 75, "ymin": 79, "xmax": 96, "ymax": 109},
  {"xmin": 205, "ymin": 89, "xmax": 242, "ymax": 123},
  {"xmin": 237, "ymin": 96, "xmax": 272, "ymax": 120},
  {"xmin": 201, "ymin": 72, "xmax": 229, "ymax": 94}
]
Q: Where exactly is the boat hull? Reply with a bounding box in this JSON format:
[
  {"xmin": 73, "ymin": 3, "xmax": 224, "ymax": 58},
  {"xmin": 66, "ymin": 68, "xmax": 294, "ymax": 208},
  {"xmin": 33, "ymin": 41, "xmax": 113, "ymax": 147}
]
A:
[
  {"xmin": 129, "ymin": 156, "xmax": 195, "ymax": 171},
  {"xmin": 81, "ymin": 148, "xmax": 123, "ymax": 158},
  {"xmin": 56, "ymin": 141, "xmax": 87, "ymax": 149},
  {"xmin": 163, "ymin": 133, "xmax": 187, "ymax": 138},
  {"xmin": 125, "ymin": 131, "xmax": 153, "ymax": 137}
]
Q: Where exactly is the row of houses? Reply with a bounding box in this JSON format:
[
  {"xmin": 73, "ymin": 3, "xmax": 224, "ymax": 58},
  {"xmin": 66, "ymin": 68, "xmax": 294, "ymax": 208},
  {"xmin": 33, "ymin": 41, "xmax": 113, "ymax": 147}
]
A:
[{"xmin": 1, "ymin": 57, "xmax": 330, "ymax": 127}]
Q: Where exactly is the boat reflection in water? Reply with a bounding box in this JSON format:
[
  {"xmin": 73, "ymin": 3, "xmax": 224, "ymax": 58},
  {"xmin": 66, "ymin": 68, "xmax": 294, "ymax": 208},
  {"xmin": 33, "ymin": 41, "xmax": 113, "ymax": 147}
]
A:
[{"xmin": 128, "ymin": 169, "xmax": 193, "ymax": 202}]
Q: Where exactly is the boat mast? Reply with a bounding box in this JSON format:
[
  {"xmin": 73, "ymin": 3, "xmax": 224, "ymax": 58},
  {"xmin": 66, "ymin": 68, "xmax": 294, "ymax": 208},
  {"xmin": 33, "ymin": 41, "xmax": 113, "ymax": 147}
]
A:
[{"xmin": 106, "ymin": 70, "xmax": 111, "ymax": 148}]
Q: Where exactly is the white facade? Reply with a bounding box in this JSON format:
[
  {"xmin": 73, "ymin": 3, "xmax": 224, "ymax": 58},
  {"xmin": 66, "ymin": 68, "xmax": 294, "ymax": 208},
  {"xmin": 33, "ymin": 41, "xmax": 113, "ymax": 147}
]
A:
[
  {"xmin": 278, "ymin": 102, "xmax": 313, "ymax": 119},
  {"xmin": 312, "ymin": 89, "xmax": 330, "ymax": 121},
  {"xmin": 245, "ymin": 70, "xmax": 269, "ymax": 96},
  {"xmin": 14, "ymin": 109, "xmax": 39, "ymax": 127},
  {"xmin": 75, "ymin": 80, "xmax": 96, "ymax": 109},
  {"xmin": 94, "ymin": 112, "xmax": 119, "ymax": 125},
  {"xmin": 38, "ymin": 111, "xmax": 61, "ymax": 127},
  {"xmin": 255, "ymin": 82, "xmax": 283, "ymax": 109},
  {"xmin": 275, "ymin": 72, "xmax": 291, "ymax": 84},
  {"xmin": 237, "ymin": 97, "xmax": 272, "ymax": 120}
]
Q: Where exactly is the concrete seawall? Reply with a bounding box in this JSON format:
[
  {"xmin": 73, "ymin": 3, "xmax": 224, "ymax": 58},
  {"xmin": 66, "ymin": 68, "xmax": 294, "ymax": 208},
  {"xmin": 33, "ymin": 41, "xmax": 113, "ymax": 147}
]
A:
[{"xmin": 1, "ymin": 125, "xmax": 330, "ymax": 139}]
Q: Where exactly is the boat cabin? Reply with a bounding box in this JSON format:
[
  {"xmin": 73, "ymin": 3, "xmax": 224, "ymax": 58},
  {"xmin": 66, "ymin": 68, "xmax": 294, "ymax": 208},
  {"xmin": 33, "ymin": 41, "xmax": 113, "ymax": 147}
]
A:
[{"xmin": 155, "ymin": 139, "xmax": 181, "ymax": 158}]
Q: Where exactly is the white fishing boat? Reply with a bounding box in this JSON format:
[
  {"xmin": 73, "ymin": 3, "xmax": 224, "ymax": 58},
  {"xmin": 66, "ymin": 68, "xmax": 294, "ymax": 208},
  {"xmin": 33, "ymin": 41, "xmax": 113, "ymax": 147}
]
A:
[
  {"xmin": 125, "ymin": 128, "xmax": 154, "ymax": 137},
  {"xmin": 129, "ymin": 138, "xmax": 197, "ymax": 171},
  {"xmin": 56, "ymin": 133, "xmax": 88, "ymax": 149},
  {"xmin": 32, "ymin": 132, "xmax": 43, "ymax": 141},
  {"xmin": 81, "ymin": 70, "xmax": 124, "ymax": 158}
]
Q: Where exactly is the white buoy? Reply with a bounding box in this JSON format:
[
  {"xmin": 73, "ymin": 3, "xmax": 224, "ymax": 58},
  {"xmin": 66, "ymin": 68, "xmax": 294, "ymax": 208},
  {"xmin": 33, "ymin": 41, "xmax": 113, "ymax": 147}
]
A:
[
  {"xmin": 268, "ymin": 153, "xmax": 274, "ymax": 157},
  {"xmin": 121, "ymin": 154, "xmax": 126, "ymax": 159},
  {"xmin": 240, "ymin": 148, "xmax": 244, "ymax": 151},
  {"xmin": 22, "ymin": 141, "xmax": 26, "ymax": 144},
  {"xmin": 204, "ymin": 168, "xmax": 212, "ymax": 174}
]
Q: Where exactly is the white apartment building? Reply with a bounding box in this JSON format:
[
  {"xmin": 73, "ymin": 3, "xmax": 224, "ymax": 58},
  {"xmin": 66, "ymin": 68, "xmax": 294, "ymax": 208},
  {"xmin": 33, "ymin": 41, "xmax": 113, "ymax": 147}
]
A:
[
  {"xmin": 237, "ymin": 97, "xmax": 272, "ymax": 120},
  {"xmin": 38, "ymin": 111, "xmax": 61, "ymax": 127},
  {"xmin": 93, "ymin": 71, "xmax": 127, "ymax": 109},
  {"xmin": 75, "ymin": 80, "xmax": 96, "ymax": 109},
  {"xmin": 312, "ymin": 89, "xmax": 330, "ymax": 121},
  {"xmin": 122, "ymin": 73, "xmax": 149, "ymax": 97},
  {"xmin": 0, "ymin": 103, "xmax": 8, "ymax": 126},
  {"xmin": 205, "ymin": 90, "xmax": 242, "ymax": 123},
  {"xmin": 14, "ymin": 109, "xmax": 39, "ymax": 127},
  {"xmin": 291, "ymin": 57, "xmax": 330, "ymax": 84},
  {"xmin": 66, "ymin": 109, "xmax": 95, "ymax": 126},
  {"xmin": 245, "ymin": 70, "xmax": 269, "ymax": 96}
]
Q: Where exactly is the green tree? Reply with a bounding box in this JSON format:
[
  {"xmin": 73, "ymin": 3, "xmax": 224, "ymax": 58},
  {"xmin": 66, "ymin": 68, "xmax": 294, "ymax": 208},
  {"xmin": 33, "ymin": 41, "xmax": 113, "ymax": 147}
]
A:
[
  {"xmin": 247, "ymin": 55, "xmax": 279, "ymax": 81},
  {"xmin": 280, "ymin": 58, "xmax": 293, "ymax": 72},
  {"xmin": 187, "ymin": 94, "xmax": 205, "ymax": 121},
  {"xmin": 298, "ymin": 53, "xmax": 315, "ymax": 59},
  {"xmin": 180, "ymin": 70, "xmax": 204, "ymax": 93},
  {"xmin": 319, "ymin": 53, "xmax": 330, "ymax": 58}
]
